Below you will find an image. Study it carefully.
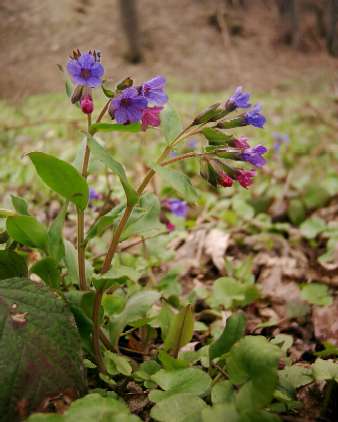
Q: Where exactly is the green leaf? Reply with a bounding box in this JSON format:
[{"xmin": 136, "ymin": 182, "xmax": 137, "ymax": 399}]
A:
[
  {"xmin": 87, "ymin": 136, "xmax": 138, "ymax": 206},
  {"xmin": 312, "ymin": 358, "xmax": 338, "ymax": 382},
  {"xmin": 47, "ymin": 202, "xmax": 68, "ymax": 262},
  {"xmin": 90, "ymin": 122, "xmax": 141, "ymax": 133},
  {"xmin": 104, "ymin": 351, "xmax": 132, "ymax": 376},
  {"xmin": 209, "ymin": 313, "xmax": 246, "ymax": 360},
  {"xmin": 28, "ymin": 152, "xmax": 89, "ymax": 210},
  {"xmin": 150, "ymin": 368, "xmax": 211, "ymax": 402},
  {"xmin": 6, "ymin": 215, "xmax": 48, "ymax": 249},
  {"xmin": 226, "ymin": 336, "xmax": 281, "ymax": 411},
  {"xmin": 202, "ymin": 403, "xmax": 240, "ymax": 422},
  {"xmin": 300, "ymin": 217, "xmax": 326, "ymax": 239},
  {"xmin": 0, "ymin": 209, "xmax": 17, "ymax": 218},
  {"xmin": 300, "ymin": 283, "xmax": 332, "ymax": 306},
  {"xmin": 161, "ymin": 104, "xmax": 183, "ymax": 144},
  {"xmin": 63, "ymin": 240, "xmax": 79, "ymax": 285},
  {"xmin": 287, "ymin": 199, "xmax": 305, "ymax": 225},
  {"xmin": 278, "ymin": 365, "xmax": 313, "ymax": 390},
  {"xmin": 154, "ymin": 165, "xmax": 198, "ymax": 202},
  {"xmin": 150, "ymin": 393, "xmax": 207, "ymax": 422},
  {"xmin": 109, "ymin": 290, "xmax": 160, "ymax": 346},
  {"xmin": 0, "ymin": 278, "xmax": 86, "ymax": 421},
  {"xmin": 122, "ymin": 193, "xmax": 164, "ymax": 240},
  {"xmin": 11, "ymin": 195, "xmax": 29, "ymax": 215},
  {"xmin": 209, "ymin": 277, "xmax": 259, "ymax": 309},
  {"xmin": 28, "ymin": 393, "xmax": 141, "ymax": 422},
  {"xmin": 0, "ymin": 251, "xmax": 28, "ymax": 280},
  {"xmin": 163, "ymin": 305, "xmax": 194, "ymax": 356},
  {"xmin": 30, "ymin": 257, "xmax": 60, "ymax": 288},
  {"xmin": 211, "ymin": 381, "xmax": 235, "ymax": 405}
]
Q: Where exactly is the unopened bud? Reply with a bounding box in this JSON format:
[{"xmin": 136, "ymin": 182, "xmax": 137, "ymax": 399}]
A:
[
  {"xmin": 216, "ymin": 116, "xmax": 244, "ymax": 129},
  {"xmin": 218, "ymin": 171, "xmax": 234, "ymax": 187},
  {"xmin": 193, "ymin": 103, "xmax": 227, "ymax": 125},
  {"xmin": 80, "ymin": 95, "xmax": 94, "ymax": 114}
]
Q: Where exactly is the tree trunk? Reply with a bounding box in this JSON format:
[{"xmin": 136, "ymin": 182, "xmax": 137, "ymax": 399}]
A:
[
  {"xmin": 327, "ymin": 0, "xmax": 338, "ymax": 56},
  {"xmin": 277, "ymin": 0, "xmax": 299, "ymax": 46},
  {"xmin": 118, "ymin": 0, "xmax": 143, "ymax": 63}
]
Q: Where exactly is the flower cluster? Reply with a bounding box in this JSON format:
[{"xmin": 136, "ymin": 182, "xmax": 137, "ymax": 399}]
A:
[
  {"xmin": 109, "ymin": 76, "xmax": 168, "ymax": 129},
  {"xmin": 66, "ymin": 50, "xmax": 168, "ymax": 131},
  {"xmin": 197, "ymin": 87, "xmax": 268, "ymax": 189}
]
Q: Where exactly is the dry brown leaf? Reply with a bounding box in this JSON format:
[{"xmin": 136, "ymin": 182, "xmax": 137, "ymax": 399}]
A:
[
  {"xmin": 204, "ymin": 228, "xmax": 230, "ymax": 273},
  {"xmin": 312, "ymin": 297, "xmax": 338, "ymax": 346}
]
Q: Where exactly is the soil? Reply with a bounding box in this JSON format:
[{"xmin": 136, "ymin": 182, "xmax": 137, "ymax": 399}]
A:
[{"xmin": 0, "ymin": 0, "xmax": 337, "ymax": 101}]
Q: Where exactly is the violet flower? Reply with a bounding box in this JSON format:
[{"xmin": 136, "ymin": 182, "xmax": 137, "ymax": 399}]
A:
[
  {"xmin": 240, "ymin": 145, "xmax": 268, "ymax": 167},
  {"xmin": 244, "ymin": 104, "xmax": 266, "ymax": 128},
  {"xmin": 67, "ymin": 52, "xmax": 104, "ymax": 88},
  {"xmin": 233, "ymin": 136, "xmax": 250, "ymax": 149},
  {"xmin": 165, "ymin": 199, "xmax": 188, "ymax": 218},
  {"xmin": 110, "ymin": 87, "xmax": 148, "ymax": 124},
  {"xmin": 89, "ymin": 188, "xmax": 100, "ymax": 201},
  {"xmin": 141, "ymin": 76, "xmax": 168, "ymax": 106},
  {"xmin": 227, "ymin": 86, "xmax": 251, "ymax": 110}
]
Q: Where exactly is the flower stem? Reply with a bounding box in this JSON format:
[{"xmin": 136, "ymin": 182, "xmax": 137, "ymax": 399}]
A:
[
  {"xmin": 92, "ymin": 288, "xmax": 106, "ymax": 373},
  {"xmin": 77, "ymin": 114, "xmax": 92, "ymax": 291}
]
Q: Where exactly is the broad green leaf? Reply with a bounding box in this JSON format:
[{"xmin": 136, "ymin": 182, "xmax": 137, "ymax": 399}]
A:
[
  {"xmin": 211, "ymin": 381, "xmax": 235, "ymax": 405},
  {"xmin": 122, "ymin": 193, "xmax": 164, "ymax": 240},
  {"xmin": 154, "ymin": 165, "xmax": 198, "ymax": 202},
  {"xmin": 85, "ymin": 204, "xmax": 123, "ymax": 241},
  {"xmin": 11, "ymin": 195, "xmax": 29, "ymax": 215},
  {"xmin": 158, "ymin": 350, "xmax": 189, "ymax": 370},
  {"xmin": 87, "ymin": 136, "xmax": 138, "ymax": 205},
  {"xmin": 28, "ymin": 152, "xmax": 89, "ymax": 210},
  {"xmin": 226, "ymin": 336, "xmax": 281, "ymax": 411},
  {"xmin": 232, "ymin": 197, "xmax": 255, "ymax": 220},
  {"xmin": 300, "ymin": 217, "xmax": 326, "ymax": 239},
  {"xmin": 312, "ymin": 358, "xmax": 338, "ymax": 382},
  {"xmin": 104, "ymin": 351, "xmax": 132, "ymax": 376},
  {"xmin": 163, "ymin": 305, "xmax": 194, "ymax": 356},
  {"xmin": 6, "ymin": 215, "xmax": 48, "ymax": 249},
  {"xmin": 300, "ymin": 283, "xmax": 332, "ymax": 306},
  {"xmin": 287, "ymin": 199, "xmax": 305, "ymax": 225},
  {"xmin": 28, "ymin": 393, "xmax": 141, "ymax": 422},
  {"xmin": 30, "ymin": 257, "xmax": 60, "ymax": 288},
  {"xmin": 151, "ymin": 393, "xmax": 207, "ymax": 422},
  {"xmin": 0, "ymin": 278, "xmax": 86, "ymax": 421},
  {"xmin": 209, "ymin": 313, "xmax": 246, "ymax": 360},
  {"xmin": 90, "ymin": 122, "xmax": 141, "ymax": 133},
  {"xmin": 109, "ymin": 290, "xmax": 160, "ymax": 346},
  {"xmin": 47, "ymin": 202, "xmax": 68, "ymax": 262},
  {"xmin": 0, "ymin": 250, "xmax": 28, "ymax": 280},
  {"xmin": 161, "ymin": 104, "xmax": 183, "ymax": 144},
  {"xmin": 202, "ymin": 404, "xmax": 240, "ymax": 422},
  {"xmin": 278, "ymin": 365, "xmax": 313, "ymax": 390},
  {"xmin": 209, "ymin": 277, "xmax": 259, "ymax": 309},
  {"xmin": 150, "ymin": 368, "xmax": 211, "ymax": 403}
]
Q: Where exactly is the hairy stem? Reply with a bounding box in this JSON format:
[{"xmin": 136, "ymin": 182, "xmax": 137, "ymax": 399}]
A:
[{"xmin": 92, "ymin": 288, "xmax": 106, "ymax": 373}]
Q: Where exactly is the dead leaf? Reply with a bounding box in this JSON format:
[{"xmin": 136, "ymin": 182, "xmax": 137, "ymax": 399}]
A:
[
  {"xmin": 313, "ymin": 297, "xmax": 338, "ymax": 346},
  {"xmin": 204, "ymin": 229, "xmax": 230, "ymax": 273}
]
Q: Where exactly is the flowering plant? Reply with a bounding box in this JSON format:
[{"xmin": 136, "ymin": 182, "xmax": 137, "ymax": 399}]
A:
[{"xmin": 0, "ymin": 49, "xmax": 275, "ymax": 421}]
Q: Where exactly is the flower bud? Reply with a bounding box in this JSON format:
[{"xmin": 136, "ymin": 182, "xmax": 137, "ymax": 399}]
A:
[
  {"xmin": 193, "ymin": 103, "xmax": 226, "ymax": 125},
  {"xmin": 218, "ymin": 171, "xmax": 234, "ymax": 187},
  {"xmin": 80, "ymin": 95, "xmax": 94, "ymax": 114}
]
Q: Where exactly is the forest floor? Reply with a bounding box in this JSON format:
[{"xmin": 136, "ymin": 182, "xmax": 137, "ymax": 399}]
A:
[{"xmin": 0, "ymin": 0, "xmax": 337, "ymax": 99}]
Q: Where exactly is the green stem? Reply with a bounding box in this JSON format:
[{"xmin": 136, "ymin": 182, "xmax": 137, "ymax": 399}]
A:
[{"xmin": 92, "ymin": 288, "xmax": 106, "ymax": 373}]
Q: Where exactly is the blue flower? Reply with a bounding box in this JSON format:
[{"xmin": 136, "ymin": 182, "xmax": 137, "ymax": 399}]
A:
[
  {"xmin": 165, "ymin": 199, "xmax": 188, "ymax": 218},
  {"xmin": 228, "ymin": 86, "xmax": 251, "ymax": 109},
  {"xmin": 67, "ymin": 52, "xmax": 104, "ymax": 88},
  {"xmin": 89, "ymin": 188, "xmax": 100, "ymax": 201},
  {"xmin": 141, "ymin": 76, "xmax": 168, "ymax": 106},
  {"xmin": 110, "ymin": 87, "xmax": 148, "ymax": 124},
  {"xmin": 244, "ymin": 104, "xmax": 266, "ymax": 128},
  {"xmin": 273, "ymin": 132, "xmax": 289, "ymax": 152},
  {"xmin": 240, "ymin": 145, "xmax": 267, "ymax": 167}
]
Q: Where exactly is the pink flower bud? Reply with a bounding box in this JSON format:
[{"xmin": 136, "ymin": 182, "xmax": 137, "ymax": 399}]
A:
[
  {"xmin": 218, "ymin": 171, "xmax": 234, "ymax": 187},
  {"xmin": 236, "ymin": 169, "xmax": 256, "ymax": 188},
  {"xmin": 80, "ymin": 95, "xmax": 94, "ymax": 114}
]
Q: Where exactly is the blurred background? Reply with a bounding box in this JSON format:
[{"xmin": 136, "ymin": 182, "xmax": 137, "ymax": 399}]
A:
[{"xmin": 0, "ymin": 0, "xmax": 337, "ymax": 99}]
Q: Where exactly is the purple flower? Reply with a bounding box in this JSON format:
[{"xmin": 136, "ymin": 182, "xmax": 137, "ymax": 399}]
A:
[
  {"xmin": 273, "ymin": 132, "xmax": 289, "ymax": 152},
  {"xmin": 141, "ymin": 76, "xmax": 168, "ymax": 106},
  {"xmin": 110, "ymin": 87, "xmax": 148, "ymax": 124},
  {"xmin": 186, "ymin": 139, "xmax": 198, "ymax": 149},
  {"xmin": 244, "ymin": 104, "xmax": 266, "ymax": 128},
  {"xmin": 240, "ymin": 145, "xmax": 267, "ymax": 167},
  {"xmin": 228, "ymin": 86, "xmax": 251, "ymax": 109},
  {"xmin": 165, "ymin": 199, "xmax": 188, "ymax": 218},
  {"xmin": 67, "ymin": 52, "xmax": 104, "ymax": 88},
  {"xmin": 141, "ymin": 106, "xmax": 163, "ymax": 130},
  {"xmin": 89, "ymin": 188, "xmax": 100, "ymax": 201},
  {"xmin": 80, "ymin": 95, "xmax": 94, "ymax": 114}
]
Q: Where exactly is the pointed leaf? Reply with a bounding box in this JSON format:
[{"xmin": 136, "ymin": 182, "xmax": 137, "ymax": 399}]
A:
[
  {"xmin": 154, "ymin": 165, "xmax": 198, "ymax": 202},
  {"xmin": 164, "ymin": 305, "xmax": 194, "ymax": 356},
  {"xmin": 30, "ymin": 257, "xmax": 60, "ymax": 289},
  {"xmin": 90, "ymin": 122, "xmax": 141, "ymax": 133},
  {"xmin": 161, "ymin": 104, "xmax": 183, "ymax": 144},
  {"xmin": 6, "ymin": 215, "xmax": 48, "ymax": 250},
  {"xmin": 28, "ymin": 152, "xmax": 89, "ymax": 210},
  {"xmin": 0, "ymin": 251, "xmax": 28, "ymax": 280}
]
